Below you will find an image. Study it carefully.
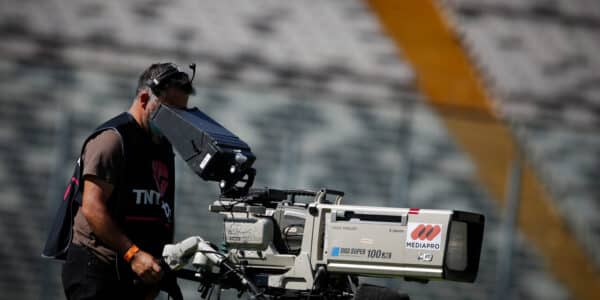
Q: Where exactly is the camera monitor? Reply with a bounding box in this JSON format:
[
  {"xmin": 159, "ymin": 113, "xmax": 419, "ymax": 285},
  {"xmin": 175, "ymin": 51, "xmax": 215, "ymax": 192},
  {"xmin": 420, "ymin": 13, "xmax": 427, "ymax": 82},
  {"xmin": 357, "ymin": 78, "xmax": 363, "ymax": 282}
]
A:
[{"xmin": 150, "ymin": 104, "xmax": 256, "ymax": 196}]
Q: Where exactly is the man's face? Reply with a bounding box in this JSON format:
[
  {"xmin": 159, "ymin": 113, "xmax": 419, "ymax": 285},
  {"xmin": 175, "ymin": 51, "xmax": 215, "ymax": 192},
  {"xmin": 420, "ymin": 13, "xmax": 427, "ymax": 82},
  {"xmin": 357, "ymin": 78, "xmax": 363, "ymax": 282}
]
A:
[{"xmin": 143, "ymin": 87, "xmax": 189, "ymax": 138}]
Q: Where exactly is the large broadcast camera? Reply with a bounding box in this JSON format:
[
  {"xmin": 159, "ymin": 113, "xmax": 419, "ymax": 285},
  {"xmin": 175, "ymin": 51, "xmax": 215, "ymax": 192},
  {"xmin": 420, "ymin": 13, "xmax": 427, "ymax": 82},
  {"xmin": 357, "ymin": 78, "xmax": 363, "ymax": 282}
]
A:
[{"xmin": 151, "ymin": 105, "xmax": 485, "ymax": 299}]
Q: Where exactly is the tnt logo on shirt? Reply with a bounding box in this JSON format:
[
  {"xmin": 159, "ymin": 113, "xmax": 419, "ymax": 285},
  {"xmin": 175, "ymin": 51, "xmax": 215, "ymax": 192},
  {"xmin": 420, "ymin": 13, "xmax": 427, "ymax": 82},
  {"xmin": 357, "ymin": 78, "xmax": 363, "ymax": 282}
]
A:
[
  {"xmin": 405, "ymin": 223, "xmax": 443, "ymax": 251},
  {"xmin": 128, "ymin": 160, "xmax": 172, "ymax": 221}
]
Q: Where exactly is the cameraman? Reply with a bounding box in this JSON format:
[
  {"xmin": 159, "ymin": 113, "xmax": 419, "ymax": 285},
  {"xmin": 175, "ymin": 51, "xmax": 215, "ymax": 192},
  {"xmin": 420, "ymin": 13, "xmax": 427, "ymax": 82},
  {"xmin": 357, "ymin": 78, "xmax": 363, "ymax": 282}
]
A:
[{"xmin": 61, "ymin": 63, "xmax": 193, "ymax": 299}]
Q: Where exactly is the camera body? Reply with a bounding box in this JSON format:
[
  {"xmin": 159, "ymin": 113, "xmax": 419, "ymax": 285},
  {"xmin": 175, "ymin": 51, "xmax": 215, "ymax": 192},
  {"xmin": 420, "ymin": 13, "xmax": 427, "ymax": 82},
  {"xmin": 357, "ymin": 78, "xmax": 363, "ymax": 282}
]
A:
[{"xmin": 208, "ymin": 189, "xmax": 484, "ymax": 292}]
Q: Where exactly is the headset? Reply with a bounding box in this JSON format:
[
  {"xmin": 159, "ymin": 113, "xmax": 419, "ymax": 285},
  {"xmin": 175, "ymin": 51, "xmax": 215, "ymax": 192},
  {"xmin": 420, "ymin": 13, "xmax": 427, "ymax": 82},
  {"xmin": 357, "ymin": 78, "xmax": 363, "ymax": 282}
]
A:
[{"xmin": 145, "ymin": 63, "xmax": 196, "ymax": 95}]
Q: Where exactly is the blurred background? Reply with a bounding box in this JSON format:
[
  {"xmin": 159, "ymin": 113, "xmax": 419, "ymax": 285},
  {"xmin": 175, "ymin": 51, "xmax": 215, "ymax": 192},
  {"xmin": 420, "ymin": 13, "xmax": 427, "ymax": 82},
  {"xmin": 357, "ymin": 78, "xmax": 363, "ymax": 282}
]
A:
[{"xmin": 0, "ymin": 0, "xmax": 599, "ymax": 299}]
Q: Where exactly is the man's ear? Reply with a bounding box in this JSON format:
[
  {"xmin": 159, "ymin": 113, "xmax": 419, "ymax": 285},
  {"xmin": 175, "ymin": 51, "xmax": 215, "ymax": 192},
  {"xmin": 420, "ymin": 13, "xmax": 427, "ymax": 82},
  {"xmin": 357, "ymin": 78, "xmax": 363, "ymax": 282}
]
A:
[{"xmin": 139, "ymin": 91, "xmax": 151, "ymax": 108}]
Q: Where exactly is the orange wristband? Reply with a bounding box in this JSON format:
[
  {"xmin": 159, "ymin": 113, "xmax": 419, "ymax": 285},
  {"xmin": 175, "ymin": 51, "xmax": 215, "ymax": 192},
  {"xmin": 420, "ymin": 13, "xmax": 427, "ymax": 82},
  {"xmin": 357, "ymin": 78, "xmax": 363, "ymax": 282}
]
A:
[{"xmin": 123, "ymin": 244, "xmax": 140, "ymax": 263}]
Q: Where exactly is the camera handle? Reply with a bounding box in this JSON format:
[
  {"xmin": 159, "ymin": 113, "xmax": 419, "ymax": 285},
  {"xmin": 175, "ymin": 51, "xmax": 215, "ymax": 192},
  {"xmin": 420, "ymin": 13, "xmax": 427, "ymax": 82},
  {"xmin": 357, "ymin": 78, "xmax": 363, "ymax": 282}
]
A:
[{"xmin": 316, "ymin": 189, "xmax": 345, "ymax": 204}]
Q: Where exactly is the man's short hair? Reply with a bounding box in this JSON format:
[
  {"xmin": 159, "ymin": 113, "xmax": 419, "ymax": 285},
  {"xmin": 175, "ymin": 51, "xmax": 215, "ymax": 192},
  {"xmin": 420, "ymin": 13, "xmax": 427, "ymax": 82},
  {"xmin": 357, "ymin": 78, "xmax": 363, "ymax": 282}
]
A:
[{"xmin": 136, "ymin": 63, "xmax": 195, "ymax": 96}]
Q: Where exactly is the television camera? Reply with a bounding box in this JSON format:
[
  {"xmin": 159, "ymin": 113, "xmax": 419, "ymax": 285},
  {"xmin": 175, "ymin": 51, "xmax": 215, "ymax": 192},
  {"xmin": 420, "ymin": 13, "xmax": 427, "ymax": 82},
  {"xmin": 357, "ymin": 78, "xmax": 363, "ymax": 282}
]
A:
[{"xmin": 151, "ymin": 105, "xmax": 485, "ymax": 299}]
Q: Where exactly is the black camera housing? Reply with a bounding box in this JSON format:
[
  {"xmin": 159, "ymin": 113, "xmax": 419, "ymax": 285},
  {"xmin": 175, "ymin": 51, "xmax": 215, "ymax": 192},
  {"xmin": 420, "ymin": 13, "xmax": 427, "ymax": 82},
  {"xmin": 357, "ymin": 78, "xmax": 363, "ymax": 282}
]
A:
[{"xmin": 150, "ymin": 104, "xmax": 256, "ymax": 196}]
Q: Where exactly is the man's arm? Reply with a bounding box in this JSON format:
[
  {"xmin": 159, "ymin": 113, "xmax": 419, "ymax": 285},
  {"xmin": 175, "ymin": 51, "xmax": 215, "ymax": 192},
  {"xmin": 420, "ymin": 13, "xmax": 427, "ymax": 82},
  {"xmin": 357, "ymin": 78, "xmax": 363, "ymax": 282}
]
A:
[{"xmin": 81, "ymin": 175, "xmax": 163, "ymax": 284}]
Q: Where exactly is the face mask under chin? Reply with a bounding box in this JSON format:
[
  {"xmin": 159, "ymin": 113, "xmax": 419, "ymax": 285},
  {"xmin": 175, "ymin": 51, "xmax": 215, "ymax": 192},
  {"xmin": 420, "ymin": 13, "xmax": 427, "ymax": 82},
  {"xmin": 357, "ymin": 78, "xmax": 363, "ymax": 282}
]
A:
[{"xmin": 149, "ymin": 120, "xmax": 165, "ymax": 140}]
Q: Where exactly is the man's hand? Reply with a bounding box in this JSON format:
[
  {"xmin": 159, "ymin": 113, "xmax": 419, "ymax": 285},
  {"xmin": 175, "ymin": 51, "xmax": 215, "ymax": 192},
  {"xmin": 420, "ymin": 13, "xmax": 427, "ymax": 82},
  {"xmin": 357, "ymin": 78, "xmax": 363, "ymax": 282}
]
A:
[
  {"xmin": 81, "ymin": 177, "xmax": 163, "ymax": 285},
  {"xmin": 130, "ymin": 250, "xmax": 163, "ymax": 284}
]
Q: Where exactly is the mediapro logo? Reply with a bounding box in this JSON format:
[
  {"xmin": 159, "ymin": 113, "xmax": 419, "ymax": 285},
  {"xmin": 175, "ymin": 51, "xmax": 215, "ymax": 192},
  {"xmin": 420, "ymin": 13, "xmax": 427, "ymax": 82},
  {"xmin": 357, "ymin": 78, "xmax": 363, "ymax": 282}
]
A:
[
  {"xmin": 406, "ymin": 223, "xmax": 443, "ymax": 251},
  {"xmin": 410, "ymin": 224, "xmax": 441, "ymax": 241}
]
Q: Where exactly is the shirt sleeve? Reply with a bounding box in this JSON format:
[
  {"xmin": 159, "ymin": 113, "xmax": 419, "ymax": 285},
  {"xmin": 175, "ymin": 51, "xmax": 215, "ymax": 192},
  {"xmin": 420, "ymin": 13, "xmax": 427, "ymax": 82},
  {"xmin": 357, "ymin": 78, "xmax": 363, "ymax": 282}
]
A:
[{"xmin": 82, "ymin": 129, "xmax": 123, "ymax": 185}]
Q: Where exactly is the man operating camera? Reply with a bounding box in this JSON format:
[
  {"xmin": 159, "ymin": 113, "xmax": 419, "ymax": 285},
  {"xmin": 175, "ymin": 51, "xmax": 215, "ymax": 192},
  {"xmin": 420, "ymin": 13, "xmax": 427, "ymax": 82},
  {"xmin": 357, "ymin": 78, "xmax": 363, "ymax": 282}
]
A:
[{"xmin": 60, "ymin": 63, "xmax": 193, "ymax": 299}]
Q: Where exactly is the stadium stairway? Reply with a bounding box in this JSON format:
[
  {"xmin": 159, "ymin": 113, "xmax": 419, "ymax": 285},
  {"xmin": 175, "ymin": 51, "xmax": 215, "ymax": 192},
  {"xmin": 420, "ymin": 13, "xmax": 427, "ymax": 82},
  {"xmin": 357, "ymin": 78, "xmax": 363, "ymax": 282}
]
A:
[{"xmin": 366, "ymin": 0, "xmax": 600, "ymax": 299}]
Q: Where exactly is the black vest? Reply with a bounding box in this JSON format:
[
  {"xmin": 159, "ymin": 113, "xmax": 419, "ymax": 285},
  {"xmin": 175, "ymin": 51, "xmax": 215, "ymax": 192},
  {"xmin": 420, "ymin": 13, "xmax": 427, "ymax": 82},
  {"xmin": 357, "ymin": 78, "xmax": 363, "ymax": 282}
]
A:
[
  {"xmin": 42, "ymin": 112, "xmax": 175, "ymax": 260},
  {"xmin": 99, "ymin": 113, "xmax": 176, "ymax": 258}
]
